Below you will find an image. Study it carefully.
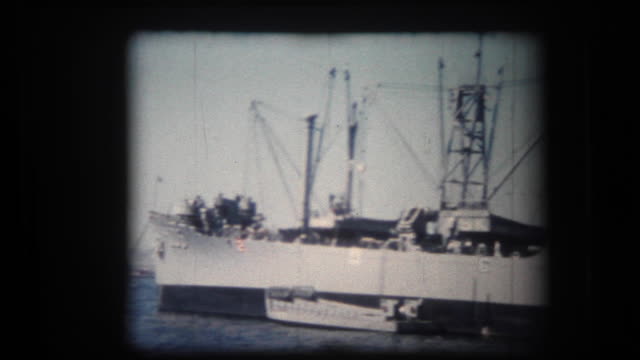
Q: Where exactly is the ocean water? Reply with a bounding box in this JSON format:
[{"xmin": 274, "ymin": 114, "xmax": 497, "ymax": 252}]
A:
[{"xmin": 126, "ymin": 275, "xmax": 540, "ymax": 355}]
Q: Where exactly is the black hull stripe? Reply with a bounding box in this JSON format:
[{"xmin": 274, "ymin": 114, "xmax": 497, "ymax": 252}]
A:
[{"xmin": 159, "ymin": 285, "xmax": 546, "ymax": 336}]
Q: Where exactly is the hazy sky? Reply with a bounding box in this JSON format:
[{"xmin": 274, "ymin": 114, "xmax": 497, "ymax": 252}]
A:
[{"xmin": 128, "ymin": 32, "xmax": 544, "ymax": 265}]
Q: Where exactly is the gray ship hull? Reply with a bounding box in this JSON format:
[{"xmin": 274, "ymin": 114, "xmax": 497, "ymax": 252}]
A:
[{"xmin": 151, "ymin": 213, "xmax": 548, "ymax": 335}]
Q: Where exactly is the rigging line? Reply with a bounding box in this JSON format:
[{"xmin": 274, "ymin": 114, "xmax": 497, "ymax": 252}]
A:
[
  {"xmin": 486, "ymin": 68, "xmax": 505, "ymax": 166},
  {"xmin": 318, "ymin": 83, "xmax": 369, "ymax": 163},
  {"xmin": 253, "ymin": 115, "xmax": 265, "ymax": 208},
  {"xmin": 318, "ymin": 122, "xmax": 346, "ymax": 160},
  {"xmin": 189, "ymin": 41, "xmax": 200, "ymax": 189},
  {"xmin": 256, "ymin": 101, "xmax": 303, "ymax": 122},
  {"xmin": 466, "ymin": 154, "xmax": 486, "ymax": 186},
  {"xmin": 377, "ymin": 81, "xmax": 539, "ymax": 93},
  {"xmin": 253, "ymin": 102, "xmax": 326, "ymax": 211},
  {"xmin": 199, "ymin": 97, "xmax": 209, "ymax": 162},
  {"xmin": 509, "ymin": 39, "xmax": 517, "ymax": 217},
  {"xmin": 263, "ymin": 118, "xmax": 328, "ymax": 214},
  {"xmin": 487, "ymin": 134, "xmax": 542, "ymax": 201},
  {"xmin": 490, "ymin": 130, "xmax": 544, "ymax": 179},
  {"xmin": 257, "ymin": 117, "xmax": 299, "ymax": 220},
  {"xmin": 315, "ymin": 68, "xmax": 332, "ymax": 124},
  {"xmin": 378, "ymin": 75, "xmax": 542, "ymax": 91},
  {"xmin": 377, "ymin": 83, "xmax": 442, "ymax": 92},
  {"xmin": 312, "ymin": 68, "xmax": 337, "ymax": 180},
  {"xmin": 317, "ymin": 85, "xmax": 349, "ymax": 161},
  {"xmin": 356, "ymin": 122, "xmax": 367, "ymax": 216},
  {"xmin": 376, "ymin": 102, "xmax": 438, "ymax": 188},
  {"xmin": 242, "ymin": 114, "xmax": 254, "ymax": 194},
  {"xmin": 374, "ymin": 90, "xmax": 433, "ymax": 103},
  {"xmin": 260, "ymin": 118, "xmax": 302, "ymax": 177},
  {"xmin": 356, "ymin": 97, "xmax": 371, "ymax": 215},
  {"xmin": 193, "ymin": 40, "xmax": 197, "ymax": 125},
  {"xmin": 255, "ymin": 106, "xmax": 327, "ymax": 214},
  {"xmin": 440, "ymin": 157, "xmax": 464, "ymax": 186},
  {"xmin": 492, "ymin": 78, "xmax": 541, "ymax": 87},
  {"xmin": 358, "ymin": 173, "xmax": 365, "ymax": 215}
]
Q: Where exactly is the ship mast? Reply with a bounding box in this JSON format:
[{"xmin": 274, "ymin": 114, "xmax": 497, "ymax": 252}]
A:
[
  {"xmin": 344, "ymin": 70, "xmax": 358, "ymax": 214},
  {"xmin": 441, "ymin": 35, "xmax": 490, "ymax": 210},
  {"xmin": 438, "ymin": 57, "xmax": 446, "ymax": 186},
  {"xmin": 302, "ymin": 114, "xmax": 317, "ymax": 235}
]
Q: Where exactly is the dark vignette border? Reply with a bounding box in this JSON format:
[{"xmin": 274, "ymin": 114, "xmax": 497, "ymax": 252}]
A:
[{"xmin": 19, "ymin": 3, "xmax": 610, "ymax": 359}]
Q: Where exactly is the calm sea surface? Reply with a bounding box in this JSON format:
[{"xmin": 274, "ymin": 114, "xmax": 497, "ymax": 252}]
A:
[{"xmin": 126, "ymin": 275, "xmax": 540, "ymax": 355}]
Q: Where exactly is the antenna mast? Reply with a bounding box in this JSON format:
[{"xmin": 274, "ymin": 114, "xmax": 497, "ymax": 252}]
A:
[
  {"xmin": 441, "ymin": 36, "xmax": 489, "ymax": 210},
  {"xmin": 344, "ymin": 70, "xmax": 357, "ymax": 214}
]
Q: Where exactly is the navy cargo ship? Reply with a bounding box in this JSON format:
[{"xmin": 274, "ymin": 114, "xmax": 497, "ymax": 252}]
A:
[{"xmin": 149, "ymin": 48, "xmax": 547, "ymax": 336}]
